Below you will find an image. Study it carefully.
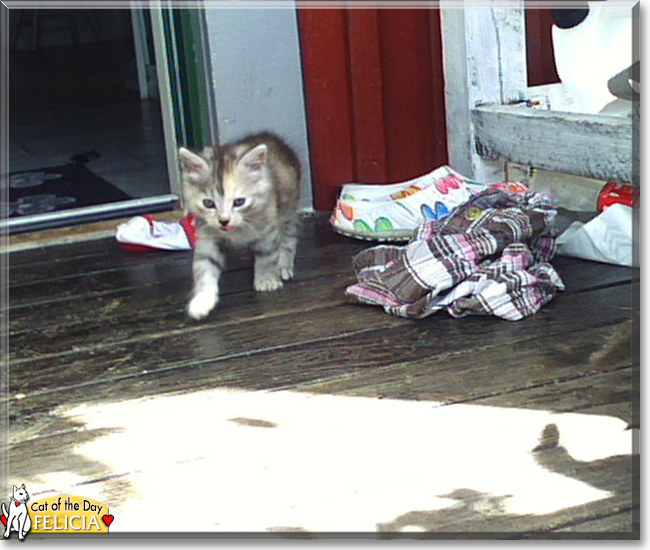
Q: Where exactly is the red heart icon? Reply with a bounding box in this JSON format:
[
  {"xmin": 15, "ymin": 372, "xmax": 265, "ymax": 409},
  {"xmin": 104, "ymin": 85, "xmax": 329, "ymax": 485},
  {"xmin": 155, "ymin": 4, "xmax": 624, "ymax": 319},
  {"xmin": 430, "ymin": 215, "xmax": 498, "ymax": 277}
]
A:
[
  {"xmin": 102, "ymin": 514, "xmax": 114, "ymax": 527},
  {"xmin": 0, "ymin": 515, "xmax": 6, "ymax": 526},
  {"xmin": 15, "ymin": 502, "xmax": 20, "ymax": 507}
]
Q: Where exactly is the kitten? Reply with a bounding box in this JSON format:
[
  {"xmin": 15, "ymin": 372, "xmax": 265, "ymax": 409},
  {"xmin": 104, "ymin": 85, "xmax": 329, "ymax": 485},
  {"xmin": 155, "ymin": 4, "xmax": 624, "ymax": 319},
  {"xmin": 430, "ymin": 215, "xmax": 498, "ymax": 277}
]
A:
[
  {"xmin": 179, "ymin": 132, "xmax": 301, "ymax": 320},
  {"xmin": 2, "ymin": 484, "xmax": 31, "ymax": 540}
]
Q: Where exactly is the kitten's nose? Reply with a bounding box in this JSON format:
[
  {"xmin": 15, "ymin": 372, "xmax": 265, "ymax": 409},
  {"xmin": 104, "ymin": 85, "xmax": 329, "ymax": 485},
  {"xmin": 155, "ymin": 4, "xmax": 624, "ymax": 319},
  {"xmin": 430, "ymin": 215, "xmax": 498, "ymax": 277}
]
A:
[{"xmin": 218, "ymin": 217, "xmax": 230, "ymax": 227}]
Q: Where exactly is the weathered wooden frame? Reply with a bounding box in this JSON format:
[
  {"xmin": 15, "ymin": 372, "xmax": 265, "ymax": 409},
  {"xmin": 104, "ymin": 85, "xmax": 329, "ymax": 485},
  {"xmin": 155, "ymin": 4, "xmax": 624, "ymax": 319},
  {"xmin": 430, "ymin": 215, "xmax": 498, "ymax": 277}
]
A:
[
  {"xmin": 473, "ymin": 104, "xmax": 638, "ymax": 184},
  {"xmin": 441, "ymin": 0, "xmax": 639, "ymax": 186}
]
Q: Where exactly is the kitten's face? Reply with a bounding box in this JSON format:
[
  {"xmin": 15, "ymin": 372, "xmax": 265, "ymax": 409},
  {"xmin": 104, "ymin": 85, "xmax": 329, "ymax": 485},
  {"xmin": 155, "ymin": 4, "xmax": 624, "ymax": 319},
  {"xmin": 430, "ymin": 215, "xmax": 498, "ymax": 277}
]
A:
[
  {"xmin": 179, "ymin": 144, "xmax": 270, "ymax": 234},
  {"xmin": 13, "ymin": 485, "xmax": 28, "ymax": 502}
]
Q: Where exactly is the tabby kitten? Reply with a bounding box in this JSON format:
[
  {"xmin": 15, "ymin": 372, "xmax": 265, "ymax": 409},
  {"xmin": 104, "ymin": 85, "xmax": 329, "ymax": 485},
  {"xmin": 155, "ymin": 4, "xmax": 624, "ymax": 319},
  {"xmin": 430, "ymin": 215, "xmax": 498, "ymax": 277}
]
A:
[{"xmin": 179, "ymin": 132, "xmax": 301, "ymax": 320}]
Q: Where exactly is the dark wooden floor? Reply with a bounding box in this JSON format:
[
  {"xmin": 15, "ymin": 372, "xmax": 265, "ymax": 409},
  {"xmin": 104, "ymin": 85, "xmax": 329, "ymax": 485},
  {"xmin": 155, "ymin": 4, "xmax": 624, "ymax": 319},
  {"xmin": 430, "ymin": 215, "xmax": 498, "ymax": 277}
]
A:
[{"xmin": 3, "ymin": 214, "xmax": 639, "ymax": 538}]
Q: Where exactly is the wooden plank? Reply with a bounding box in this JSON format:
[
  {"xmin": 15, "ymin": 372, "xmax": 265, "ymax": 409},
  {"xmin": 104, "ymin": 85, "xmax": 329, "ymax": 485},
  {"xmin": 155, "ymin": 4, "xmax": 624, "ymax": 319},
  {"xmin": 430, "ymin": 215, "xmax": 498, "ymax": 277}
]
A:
[
  {"xmin": 7, "ymin": 241, "xmax": 368, "ymax": 328},
  {"xmin": 9, "ymin": 249, "xmax": 636, "ymax": 360},
  {"xmin": 472, "ymin": 104, "xmax": 638, "ymax": 185},
  {"xmin": 9, "ymin": 247, "xmax": 189, "ymax": 287},
  {"xmin": 477, "ymin": 367, "xmax": 637, "ymax": 426},
  {"xmin": 7, "ymin": 237, "xmax": 118, "ymax": 267},
  {"xmin": 298, "ymin": 7, "xmax": 450, "ymax": 209},
  {"xmin": 14, "ymin": 229, "xmax": 633, "ymax": 294},
  {"xmin": 6, "ymin": 284, "xmax": 636, "ymax": 423},
  {"xmin": 7, "ymin": 324, "xmax": 637, "ymax": 537},
  {"xmin": 290, "ymin": 321, "xmax": 636, "ymax": 417},
  {"xmin": 5, "ymin": 235, "xmax": 637, "ymax": 414},
  {"xmin": 7, "ymin": 313, "xmax": 636, "ymax": 433},
  {"xmin": 552, "ymin": 257, "xmax": 638, "ymax": 294},
  {"xmin": 7, "ymin": 214, "xmax": 632, "ymax": 301},
  {"xmin": 7, "ymin": 273, "xmax": 367, "ymax": 363},
  {"xmin": 377, "ymin": 9, "xmax": 446, "ymax": 183},
  {"xmin": 9, "ymin": 296, "xmax": 635, "ymax": 406},
  {"xmin": 7, "ymin": 214, "xmax": 348, "ymax": 288},
  {"xmin": 6, "ymin": 237, "xmax": 347, "ymax": 306},
  {"xmin": 7, "ymin": 268, "xmax": 346, "ymax": 337},
  {"xmin": 5, "ymin": 252, "xmax": 636, "ymax": 538},
  {"xmin": 347, "ymin": 9, "xmax": 388, "ymax": 183},
  {"xmin": 429, "ymin": 8, "xmax": 448, "ymax": 165},
  {"xmin": 8, "ymin": 253, "xmax": 637, "ymax": 342},
  {"xmin": 553, "ymin": 509, "xmax": 637, "ymax": 533},
  {"xmin": 4, "ymin": 203, "xmax": 638, "ymax": 534},
  {"xmin": 440, "ymin": 0, "xmax": 528, "ymax": 182},
  {"xmin": 8, "ymin": 223, "xmax": 368, "ymax": 309},
  {"xmin": 5, "ymin": 212, "xmax": 330, "ymax": 268}
]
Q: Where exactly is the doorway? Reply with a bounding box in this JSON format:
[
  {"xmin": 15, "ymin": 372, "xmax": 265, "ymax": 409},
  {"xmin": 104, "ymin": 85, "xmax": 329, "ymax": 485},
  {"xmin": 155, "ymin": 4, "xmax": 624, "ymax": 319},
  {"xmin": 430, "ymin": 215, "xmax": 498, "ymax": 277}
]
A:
[{"xmin": 7, "ymin": 8, "xmax": 182, "ymax": 234}]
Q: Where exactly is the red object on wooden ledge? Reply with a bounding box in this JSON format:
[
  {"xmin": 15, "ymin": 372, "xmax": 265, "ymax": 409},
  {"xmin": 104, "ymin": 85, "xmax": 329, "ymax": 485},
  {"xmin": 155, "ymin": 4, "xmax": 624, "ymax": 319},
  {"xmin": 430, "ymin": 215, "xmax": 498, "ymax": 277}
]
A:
[{"xmin": 597, "ymin": 182, "xmax": 640, "ymax": 212}]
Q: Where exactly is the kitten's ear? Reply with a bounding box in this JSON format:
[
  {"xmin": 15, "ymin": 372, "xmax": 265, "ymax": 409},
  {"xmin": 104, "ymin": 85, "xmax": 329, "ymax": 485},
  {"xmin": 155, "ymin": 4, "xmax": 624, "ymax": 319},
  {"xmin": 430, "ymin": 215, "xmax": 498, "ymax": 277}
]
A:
[
  {"xmin": 13, "ymin": 485, "xmax": 17, "ymax": 491},
  {"xmin": 21, "ymin": 484, "xmax": 25, "ymax": 489},
  {"xmin": 240, "ymin": 144, "xmax": 268, "ymax": 177},
  {"xmin": 179, "ymin": 147, "xmax": 210, "ymax": 181}
]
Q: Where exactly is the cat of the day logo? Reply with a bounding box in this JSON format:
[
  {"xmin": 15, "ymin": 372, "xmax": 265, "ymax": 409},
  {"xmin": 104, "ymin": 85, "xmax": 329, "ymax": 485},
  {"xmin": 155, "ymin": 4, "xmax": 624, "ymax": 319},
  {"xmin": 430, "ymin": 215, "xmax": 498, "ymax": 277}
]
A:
[{"xmin": 1, "ymin": 485, "xmax": 114, "ymax": 539}]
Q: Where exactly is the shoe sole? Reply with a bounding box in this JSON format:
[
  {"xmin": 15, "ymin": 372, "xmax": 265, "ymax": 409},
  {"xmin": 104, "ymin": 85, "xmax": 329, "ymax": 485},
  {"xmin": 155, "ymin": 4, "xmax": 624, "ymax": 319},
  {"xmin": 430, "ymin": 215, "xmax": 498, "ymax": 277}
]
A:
[{"xmin": 330, "ymin": 221, "xmax": 413, "ymax": 243}]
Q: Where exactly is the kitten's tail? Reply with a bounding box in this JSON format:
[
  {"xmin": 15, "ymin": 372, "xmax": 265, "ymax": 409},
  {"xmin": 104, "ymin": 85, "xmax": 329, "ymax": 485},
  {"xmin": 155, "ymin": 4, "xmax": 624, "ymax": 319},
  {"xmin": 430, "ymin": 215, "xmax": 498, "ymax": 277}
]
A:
[{"xmin": 1, "ymin": 502, "xmax": 7, "ymax": 518}]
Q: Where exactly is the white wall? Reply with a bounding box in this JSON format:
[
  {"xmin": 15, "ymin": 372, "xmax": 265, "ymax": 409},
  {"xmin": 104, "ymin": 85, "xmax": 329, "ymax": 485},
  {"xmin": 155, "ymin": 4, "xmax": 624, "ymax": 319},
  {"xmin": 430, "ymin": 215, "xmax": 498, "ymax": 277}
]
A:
[{"xmin": 203, "ymin": 8, "xmax": 313, "ymax": 211}]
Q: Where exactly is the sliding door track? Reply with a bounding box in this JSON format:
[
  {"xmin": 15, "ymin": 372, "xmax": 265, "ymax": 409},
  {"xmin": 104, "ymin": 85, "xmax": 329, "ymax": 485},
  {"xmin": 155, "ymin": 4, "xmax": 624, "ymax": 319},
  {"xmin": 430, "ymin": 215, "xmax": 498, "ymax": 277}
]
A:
[{"xmin": 2, "ymin": 194, "xmax": 179, "ymax": 236}]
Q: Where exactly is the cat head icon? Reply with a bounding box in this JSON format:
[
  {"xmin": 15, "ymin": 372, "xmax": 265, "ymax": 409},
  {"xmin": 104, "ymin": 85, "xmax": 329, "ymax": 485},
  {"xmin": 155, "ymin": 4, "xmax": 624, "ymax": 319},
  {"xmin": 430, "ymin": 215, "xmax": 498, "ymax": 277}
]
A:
[{"xmin": 2, "ymin": 484, "xmax": 32, "ymax": 540}]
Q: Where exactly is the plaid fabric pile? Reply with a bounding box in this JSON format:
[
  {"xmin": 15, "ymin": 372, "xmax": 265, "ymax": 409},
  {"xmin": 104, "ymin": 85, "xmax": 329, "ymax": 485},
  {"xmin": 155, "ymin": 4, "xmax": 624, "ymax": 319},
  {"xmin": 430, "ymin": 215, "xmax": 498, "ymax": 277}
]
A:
[{"xmin": 345, "ymin": 186, "xmax": 565, "ymax": 321}]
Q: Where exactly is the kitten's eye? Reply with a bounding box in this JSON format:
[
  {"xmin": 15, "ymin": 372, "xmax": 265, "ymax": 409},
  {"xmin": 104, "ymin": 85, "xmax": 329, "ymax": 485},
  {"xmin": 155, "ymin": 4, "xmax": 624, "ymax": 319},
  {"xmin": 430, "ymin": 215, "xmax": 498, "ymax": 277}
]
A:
[
  {"xmin": 203, "ymin": 198, "xmax": 216, "ymax": 209},
  {"xmin": 233, "ymin": 198, "xmax": 246, "ymax": 208}
]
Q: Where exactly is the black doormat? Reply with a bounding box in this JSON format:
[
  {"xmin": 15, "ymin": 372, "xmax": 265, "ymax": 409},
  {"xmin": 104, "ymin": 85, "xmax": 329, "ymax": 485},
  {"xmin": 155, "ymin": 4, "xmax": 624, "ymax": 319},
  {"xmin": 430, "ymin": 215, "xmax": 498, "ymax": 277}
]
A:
[{"xmin": 9, "ymin": 152, "xmax": 132, "ymax": 218}]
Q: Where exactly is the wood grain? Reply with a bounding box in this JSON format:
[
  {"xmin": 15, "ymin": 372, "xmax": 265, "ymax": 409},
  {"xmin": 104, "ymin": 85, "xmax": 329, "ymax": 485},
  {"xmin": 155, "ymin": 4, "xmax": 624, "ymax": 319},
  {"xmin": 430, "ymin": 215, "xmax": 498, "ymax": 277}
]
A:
[
  {"xmin": 3, "ymin": 214, "xmax": 638, "ymax": 537},
  {"xmin": 473, "ymin": 104, "xmax": 638, "ymax": 185}
]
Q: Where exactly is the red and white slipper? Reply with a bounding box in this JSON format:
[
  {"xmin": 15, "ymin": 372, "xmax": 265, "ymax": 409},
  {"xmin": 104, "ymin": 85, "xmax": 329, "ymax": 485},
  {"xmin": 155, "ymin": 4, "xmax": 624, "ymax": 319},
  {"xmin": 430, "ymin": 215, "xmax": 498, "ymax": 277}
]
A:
[{"xmin": 116, "ymin": 214, "xmax": 197, "ymax": 252}]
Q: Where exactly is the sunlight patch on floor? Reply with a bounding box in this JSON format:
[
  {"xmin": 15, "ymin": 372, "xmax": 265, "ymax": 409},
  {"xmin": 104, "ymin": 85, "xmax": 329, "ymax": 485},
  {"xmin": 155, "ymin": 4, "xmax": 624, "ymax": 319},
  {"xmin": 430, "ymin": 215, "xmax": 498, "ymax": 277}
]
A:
[{"xmin": 24, "ymin": 389, "xmax": 632, "ymax": 533}]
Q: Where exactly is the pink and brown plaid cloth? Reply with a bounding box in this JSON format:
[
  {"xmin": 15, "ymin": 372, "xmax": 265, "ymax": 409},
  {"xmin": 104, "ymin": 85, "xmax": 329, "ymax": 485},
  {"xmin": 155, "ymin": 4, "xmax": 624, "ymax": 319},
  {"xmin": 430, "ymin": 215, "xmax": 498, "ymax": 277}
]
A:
[{"xmin": 345, "ymin": 186, "xmax": 565, "ymax": 321}]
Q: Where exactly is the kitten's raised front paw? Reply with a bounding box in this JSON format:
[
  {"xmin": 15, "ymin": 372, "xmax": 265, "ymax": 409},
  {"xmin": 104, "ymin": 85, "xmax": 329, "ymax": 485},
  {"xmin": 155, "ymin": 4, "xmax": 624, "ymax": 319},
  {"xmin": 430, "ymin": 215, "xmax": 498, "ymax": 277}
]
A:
[
  {"xmin": 254, "ymin": 273, "xmax": 283, "ymax": 292},
  {"xmin": 187, "ymin": 292, "xmax": 218, "ymax": 320}
]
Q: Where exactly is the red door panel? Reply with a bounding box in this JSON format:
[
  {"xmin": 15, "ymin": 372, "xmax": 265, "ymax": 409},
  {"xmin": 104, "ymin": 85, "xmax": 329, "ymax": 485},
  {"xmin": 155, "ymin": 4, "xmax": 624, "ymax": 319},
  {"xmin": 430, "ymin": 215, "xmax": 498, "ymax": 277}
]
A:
[
  {"xmin": 298, "ymin": 8, "xmax": 448, "ymax": 211},
  {"xmin": 298, "ymin": 9, "xmax": 356, "ymax": 211},
  {"xmin": 526, "ymin": 8, "xmax": 561, "ymax": 87}
]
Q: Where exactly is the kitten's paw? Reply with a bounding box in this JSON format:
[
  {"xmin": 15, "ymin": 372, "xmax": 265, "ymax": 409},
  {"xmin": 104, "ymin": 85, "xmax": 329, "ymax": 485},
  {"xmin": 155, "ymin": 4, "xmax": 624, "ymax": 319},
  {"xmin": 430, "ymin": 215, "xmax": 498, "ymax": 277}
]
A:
[
  {"xmin": 280, "ymin": 261, "xmax": 293, "ymax": 281},
  {"xmin": 187, "ymin": 292, "xmax": 218, "ymax": 320},
  {"xmin": 254, "ymin": 273, "xmax": 283, "ymax": 292},
  {"xmin": 280, "ymin": 266, "xmax": 294, "ymax": 281}
]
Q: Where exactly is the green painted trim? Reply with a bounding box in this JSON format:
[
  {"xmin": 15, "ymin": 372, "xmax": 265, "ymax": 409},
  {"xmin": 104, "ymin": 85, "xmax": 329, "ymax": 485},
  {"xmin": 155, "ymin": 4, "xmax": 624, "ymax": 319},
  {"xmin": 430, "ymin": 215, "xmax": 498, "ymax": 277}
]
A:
[{"xmin": 169, "ymin": 9, "xmax": 214, "ymax": 149}]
